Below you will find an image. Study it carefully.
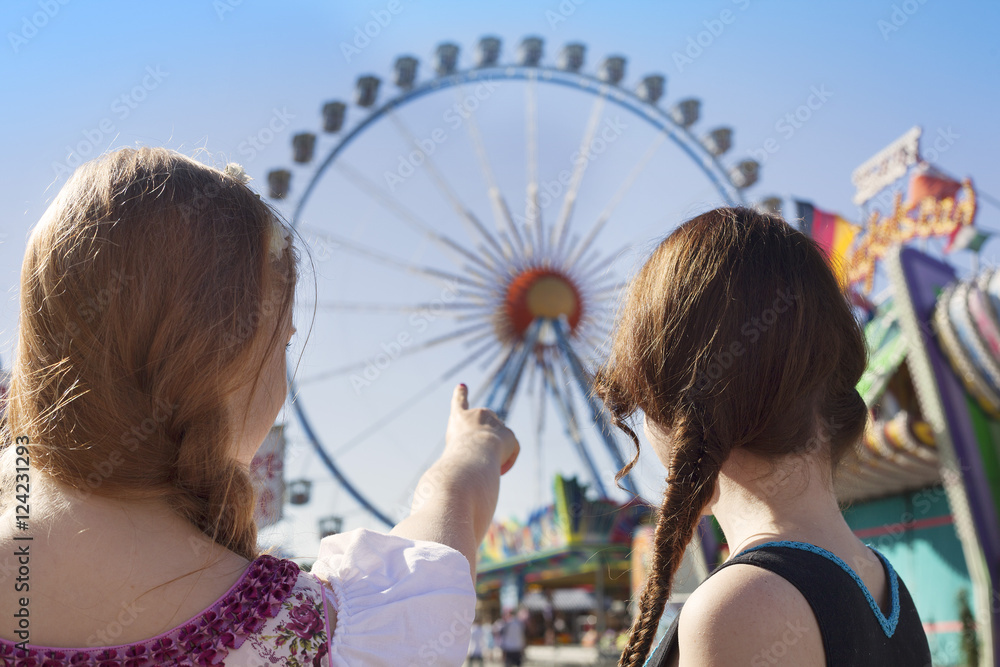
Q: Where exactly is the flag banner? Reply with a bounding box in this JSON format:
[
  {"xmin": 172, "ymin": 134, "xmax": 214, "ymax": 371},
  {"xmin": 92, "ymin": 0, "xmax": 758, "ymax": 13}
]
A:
[
  {"xmin": 794, "ymin": 199, "xmax": 860, "ymax": 286},
  {"xmin": 946, "ymin": 225, "xmax": 990, "ymax": 254},
  {"xmin": 907, "ymin": 164, "xmax": 962, "ymax": 208}
]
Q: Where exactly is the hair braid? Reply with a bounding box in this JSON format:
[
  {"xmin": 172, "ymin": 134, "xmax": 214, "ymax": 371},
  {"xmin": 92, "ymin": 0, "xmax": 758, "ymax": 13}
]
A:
[
  {"xmin": 169, "ymin": 409, "xmax": 259, "ymax": 560},
  {"xmin": 594, "ymin": 207, "xmax": 870, "ymax": 665},
  {"xmin": 618, "ymin": 417, "xmax": 723, "ymax": 667}
]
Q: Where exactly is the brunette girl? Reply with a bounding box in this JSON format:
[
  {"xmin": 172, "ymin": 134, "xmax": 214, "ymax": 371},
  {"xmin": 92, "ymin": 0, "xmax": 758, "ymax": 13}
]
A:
[{"xmin": 595, "ymin": 207, "xmax": 931, "ymax": 666}]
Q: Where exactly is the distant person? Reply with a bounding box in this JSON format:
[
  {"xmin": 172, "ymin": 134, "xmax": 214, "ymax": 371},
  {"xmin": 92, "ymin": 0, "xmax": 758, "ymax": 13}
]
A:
[
  {"xmin": 0, "ymin": 147, "xmax": 519, "ymax": 665},
  {"xmin": 595, "ymin": 207, "xmax": 932, "ymax": 666},
  {"xmin": 467, "ymin": 619, "xmax": 486, "ymax": 666},
  {"xmin": 499, "ymin": 609, "xmax": 527, "ymax": 666}
]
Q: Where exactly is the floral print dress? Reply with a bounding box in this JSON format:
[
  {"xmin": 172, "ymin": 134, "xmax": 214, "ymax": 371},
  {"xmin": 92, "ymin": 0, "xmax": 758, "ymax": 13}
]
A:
[{"xmin": 0, "ymin": 529, "xmax": 475, "ymax": 666}]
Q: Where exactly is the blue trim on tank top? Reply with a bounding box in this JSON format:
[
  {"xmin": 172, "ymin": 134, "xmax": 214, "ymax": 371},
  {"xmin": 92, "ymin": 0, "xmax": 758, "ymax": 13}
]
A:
[
  {"xmin": 643, "ymin": 632, "xmax": 667, "ymax": 667},
  {"xmin": 642, "ymin": 540, "xmax": 901, "ymax": 665},
  {"xmin": 735, "ymin": 540, "xmax": 901, "ymax": 638}
]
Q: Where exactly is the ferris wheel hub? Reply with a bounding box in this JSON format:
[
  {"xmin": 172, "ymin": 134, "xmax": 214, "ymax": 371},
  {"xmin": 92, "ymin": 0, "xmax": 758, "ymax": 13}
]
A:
[{"xmin": 500, "ymin": 268, "xmax": 582, "ymax": 342}]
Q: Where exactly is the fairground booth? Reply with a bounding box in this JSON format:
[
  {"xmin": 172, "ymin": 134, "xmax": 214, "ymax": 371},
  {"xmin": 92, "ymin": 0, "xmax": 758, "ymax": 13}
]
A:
[{"xmin": 476, "ymin": 475, "xmax": 649, "ymax": 645}]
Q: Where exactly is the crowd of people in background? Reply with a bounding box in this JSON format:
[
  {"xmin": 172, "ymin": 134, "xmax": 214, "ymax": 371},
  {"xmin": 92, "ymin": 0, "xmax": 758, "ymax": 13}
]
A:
[
  {"xmin": 465, "ymin": 609, "xmax": 527, "ymax": 666},
  {"xmin": 466, "ymin": 606, "xmax": 633, "ymax": 666}
]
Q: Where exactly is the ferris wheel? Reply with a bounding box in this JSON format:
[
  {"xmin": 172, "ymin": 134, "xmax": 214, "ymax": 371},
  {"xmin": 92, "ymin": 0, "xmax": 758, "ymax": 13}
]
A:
[{"xmin": 266, "ymin": 36, "xmax": 770, "ymax": 530}]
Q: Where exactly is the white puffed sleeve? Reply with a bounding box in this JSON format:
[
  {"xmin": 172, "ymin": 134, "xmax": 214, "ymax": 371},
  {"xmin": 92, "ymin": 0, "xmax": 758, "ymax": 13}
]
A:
[{"xmin": 310, "ymin": 528, "xmax": 476, "ymax": 667}]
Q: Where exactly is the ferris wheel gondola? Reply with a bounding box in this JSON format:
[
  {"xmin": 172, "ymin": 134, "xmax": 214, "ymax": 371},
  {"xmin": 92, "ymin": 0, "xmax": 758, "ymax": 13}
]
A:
[{"xmin": 268, "ymin": 36, "xmax": 771, "ymax": 528}]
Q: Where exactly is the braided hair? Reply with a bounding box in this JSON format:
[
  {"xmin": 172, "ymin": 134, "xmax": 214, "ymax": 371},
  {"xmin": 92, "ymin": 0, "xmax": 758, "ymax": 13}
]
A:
[{"xmin": 594, "ymin": 207, "xmax": 867, "ymax": 666}]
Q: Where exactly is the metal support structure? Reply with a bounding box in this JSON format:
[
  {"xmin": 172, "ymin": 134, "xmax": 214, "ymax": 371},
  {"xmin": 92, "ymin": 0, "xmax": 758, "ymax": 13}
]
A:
[
  {"xmin": 542, "ymin": 360, "xmax": 609, "ymax": 497},
  {"xmin": 551, "ymin": 318, "xmax": 638, "ymax": 495},
  {"xmin": 485, "ymin": 319, "xmax": 542, "ymax": 420}
]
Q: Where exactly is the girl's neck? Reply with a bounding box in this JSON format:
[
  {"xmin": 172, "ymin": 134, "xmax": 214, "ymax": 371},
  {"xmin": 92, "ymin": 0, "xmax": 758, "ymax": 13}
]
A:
[{"xmin": 707, "ymin": 448, "xmax": 857, "ymax": 559}]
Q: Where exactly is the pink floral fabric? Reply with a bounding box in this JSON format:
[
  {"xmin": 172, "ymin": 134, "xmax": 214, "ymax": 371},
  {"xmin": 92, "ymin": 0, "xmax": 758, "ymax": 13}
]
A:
[
  {"xmin": 0, "ymin": 554, "xmax": 331, "ymax": 667},
  {"xmin": 0, "ymin": 530, "xmax": 475, "ymax": 666}
]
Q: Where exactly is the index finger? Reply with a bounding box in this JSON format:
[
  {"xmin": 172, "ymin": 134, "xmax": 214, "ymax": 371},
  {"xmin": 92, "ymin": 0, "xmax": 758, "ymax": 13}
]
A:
[{"xmin": 452, "ymin": 383, "xmax": 469, "ymax": 412}]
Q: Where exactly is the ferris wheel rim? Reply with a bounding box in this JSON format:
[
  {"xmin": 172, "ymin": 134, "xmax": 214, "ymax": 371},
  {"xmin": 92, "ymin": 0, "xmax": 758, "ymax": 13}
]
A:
[
  {"xmin": 289, "ymin": 63, "xmax": 746, "ymax": 229},
  {"xmin": 279, "ymin": 45, "xmax": 763, "ymax": 530}
]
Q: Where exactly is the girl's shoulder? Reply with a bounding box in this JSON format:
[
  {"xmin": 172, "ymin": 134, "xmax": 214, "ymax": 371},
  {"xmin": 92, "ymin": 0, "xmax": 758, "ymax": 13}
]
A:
[{"xmin": 674, "ymin": 558, "xmax": 825, "ymax": 667}]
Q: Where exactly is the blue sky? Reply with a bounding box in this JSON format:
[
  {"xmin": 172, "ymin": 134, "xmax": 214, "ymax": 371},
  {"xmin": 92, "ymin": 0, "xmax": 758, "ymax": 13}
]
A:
[{"xmin": 2, "ymin": 0, "xmax": 998, "ymax": 558}]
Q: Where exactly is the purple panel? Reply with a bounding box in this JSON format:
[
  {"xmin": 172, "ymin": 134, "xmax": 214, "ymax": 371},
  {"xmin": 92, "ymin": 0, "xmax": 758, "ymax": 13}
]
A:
[{"xmin": 897, "ymin": 247, "xmax": 1000, "ymax": 661}]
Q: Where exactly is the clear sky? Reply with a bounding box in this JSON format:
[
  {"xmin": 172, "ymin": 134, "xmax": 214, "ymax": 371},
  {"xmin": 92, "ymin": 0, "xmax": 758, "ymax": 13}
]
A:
[{"xmin": 2, "ymin": 0, "xmax": 998, "ymax": 559}]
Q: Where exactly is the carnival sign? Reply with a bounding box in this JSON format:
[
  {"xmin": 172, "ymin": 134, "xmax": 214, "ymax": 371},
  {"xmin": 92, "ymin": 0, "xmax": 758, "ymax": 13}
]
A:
[
  {"xmin": 846, "ymin": 179, "xmax": 977, "ymax": 293},
  {"xmin": 851, "ymin": 126, "xmax": 922, "ymax": 206}
]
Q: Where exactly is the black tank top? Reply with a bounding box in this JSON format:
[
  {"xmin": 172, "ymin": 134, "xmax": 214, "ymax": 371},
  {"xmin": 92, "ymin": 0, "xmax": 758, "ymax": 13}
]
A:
[{"xmin": 645, "ymin": 541, "xmax": 931, "ymax": 666}]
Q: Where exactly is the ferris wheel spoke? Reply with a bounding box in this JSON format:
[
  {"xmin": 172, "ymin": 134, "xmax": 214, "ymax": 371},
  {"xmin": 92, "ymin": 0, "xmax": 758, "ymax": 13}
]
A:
[
  {"xmin": 485, "ymin": 320, "xmax": 542, "ymax": 420},
  {"xmin": 585, "ymin": 280, "xmax": 628, "ymax": 301},
  {"xmin": 298, "ymin": 320, "xmax": 495, "ymax": 385},
  {"xmin": 574, "ymin": 316, "xmax": 613, "ymax": 344},
  {"xmin": 573, "ymin": 244, "xmax": 632, "ymax": 281},
  {"xmin": 298, "ymin": 226, "xmax": 491, "ymax": 293},
  {"xmin": 387, "ymin": 110, "xmax": 510, "ymax": 260},
  {"xmin": 454, "ymin": 85, "xmax": 529, "ymax": 263},
  {"xmin": 329, "ymin": 338, "xmax": 501, "ymax": 459},
  {"xmin": 554, "ymin": 320, "xmax": 636, "ymax": 493},
  {"xmin": 307, "ymin": 300, "xmax": 493, "ymax": 315},
  {"xmin": 541, "ymin": 356, "xmax": 609, "ymax": 497},
  {"xmin": 566, "ymin": 132, "xmax": 668, "ymax": 267},
  {"xmin": 580, "ymin": 334, "xmax": 612, "ymax": 358},
  {"xmin": 533, "ymin": 357, "xmax": 548, "ymax": 507},
  {"xmin": 550, "ymin": 89, "xmax": 609, "ymax": 260},
  {"xmin": 468, "ymin": 338, "xmax": 505, "ymax": 373},
  {"xmin": 523, "ymin": 71, "xmax": 541, "ymax": 260},
  {"xmin": 333, "ymin": 161, "xmax": 502, "ymax": 277}
]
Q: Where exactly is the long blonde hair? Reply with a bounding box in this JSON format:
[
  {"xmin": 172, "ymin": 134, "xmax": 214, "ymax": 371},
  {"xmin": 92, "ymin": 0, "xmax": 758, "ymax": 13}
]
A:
[{"xmin": 1, "ymin": 147, "xmax": 297, "ymax": 560}]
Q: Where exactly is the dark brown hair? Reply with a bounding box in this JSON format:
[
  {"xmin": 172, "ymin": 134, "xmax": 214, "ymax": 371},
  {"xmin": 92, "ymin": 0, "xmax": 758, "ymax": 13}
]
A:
[
  {"xmin": 1, "ymin": 147, "xmax": 297, "ymax": 561},
  {"xmin": 594, "ymin": 207, "xmax": 867, "ymax": 667}
]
